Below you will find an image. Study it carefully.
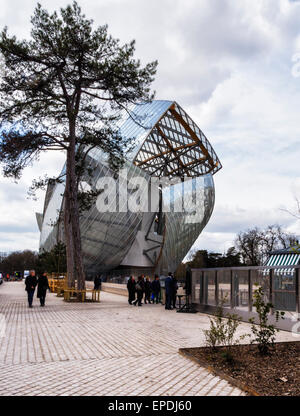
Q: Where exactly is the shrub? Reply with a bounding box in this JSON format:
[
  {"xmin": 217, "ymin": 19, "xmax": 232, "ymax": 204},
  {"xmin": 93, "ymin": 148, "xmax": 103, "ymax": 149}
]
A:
[
  {"xmin": 203, "ymin": 296, "xmax": 241, "ymax": 362},
  {"xmin": 248, "ymin": 284, "xmax": 285, "ymax": 355}
]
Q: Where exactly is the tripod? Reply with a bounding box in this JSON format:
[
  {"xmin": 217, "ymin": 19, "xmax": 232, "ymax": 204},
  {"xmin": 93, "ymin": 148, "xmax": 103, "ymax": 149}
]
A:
[{"xmin": 176, "ymin": 292, "xmax": 197, "ymax": 313}]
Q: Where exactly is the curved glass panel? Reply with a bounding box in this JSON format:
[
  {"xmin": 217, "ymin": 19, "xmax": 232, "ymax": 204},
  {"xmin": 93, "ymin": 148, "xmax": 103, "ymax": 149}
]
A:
[{"xmin": 38, "ymin": 100, "xmax": 221, "ymax": 276}]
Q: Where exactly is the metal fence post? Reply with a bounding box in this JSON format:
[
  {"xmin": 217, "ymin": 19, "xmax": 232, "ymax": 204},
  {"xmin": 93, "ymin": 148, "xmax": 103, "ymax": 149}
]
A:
[
  {"xmin": 215, "ymin": 270, "xmax": 219, "ymax": 306},
  {"xmin": 296, "ymin": 267, "xmax": 300, "ymax": 319},
  {"xmin": 248, "ymin": 269, "xmax": 252, "ymax": 312},
  {"xmin": 230, "ymin": 269, "xmax": 234, "ymax": 309},
  {"xmin": 269, "ymin": 268, "xmax": 274, "ymax": 315},
  {"xmin": 200, "ymin": 271, "xmax": 204, "ymax": 304}
]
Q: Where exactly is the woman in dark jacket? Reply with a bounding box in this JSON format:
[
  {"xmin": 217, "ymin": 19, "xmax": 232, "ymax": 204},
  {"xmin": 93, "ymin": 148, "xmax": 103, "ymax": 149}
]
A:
[
  {"xmin": 133, "ymin": 276, "xmax": 145, "ymax": 306},
  {"xmin": 37, "ymin": 272, "xmax": 50, "ymax": 307},
  {"xmin": 127, "ymin": 276, "xmax": 136, "ymax": 304}
]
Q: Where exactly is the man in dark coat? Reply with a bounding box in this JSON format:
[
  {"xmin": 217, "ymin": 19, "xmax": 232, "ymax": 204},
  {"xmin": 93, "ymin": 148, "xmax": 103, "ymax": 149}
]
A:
[
  {"xmin": 37, "ymin": 272, "xmax": 50, "ymax": 307},
  {"xmin": 94, "ymin": 275, "xmax": 102, "ymax": 290},
  {"xmin": 171, "ymin": 275, "xmax": 178, "ymax": 308},
  {"xmin": 144, "ymin": 277, "xmax": 151, "ymax": 304},
  {"xmin": 127, "ymin": 276, "xmax": 136, "ymax": 304},
  {"xmin": 165, "ymin": 272, "xmax": 174, "ymax": 310},
  {"xmin": 151, "ymin": 275, "xmax": 161, "ymax": 304},
  {"xmin": 25, "ymin": 270, "xmax": 37, "ymax": 308},
  {"xmin": 133, "ymin": 276, "xmax": 145, "ymax": 306}
]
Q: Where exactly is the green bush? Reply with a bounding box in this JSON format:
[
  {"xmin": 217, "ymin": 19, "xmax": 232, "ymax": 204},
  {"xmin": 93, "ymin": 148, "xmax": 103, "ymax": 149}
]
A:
[
  {"xmin": 248, "ymin": 284, "xmax": 285, "ymax": 355},
  {"xmin": 203, "ymin": 296, "xmax": 241, "ymax": 362}
]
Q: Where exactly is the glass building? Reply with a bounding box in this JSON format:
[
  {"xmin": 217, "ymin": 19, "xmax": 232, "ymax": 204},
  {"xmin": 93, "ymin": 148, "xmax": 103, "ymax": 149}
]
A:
[{"xmin": 37, "ymin": 100, "xmax": 222, "ymax": 277}]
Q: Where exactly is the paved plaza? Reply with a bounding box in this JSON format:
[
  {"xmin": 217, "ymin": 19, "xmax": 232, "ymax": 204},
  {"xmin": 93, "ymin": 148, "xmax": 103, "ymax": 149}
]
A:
[{"xmin": 0, "ymin": 282, "xmax": 297, "ymax": 396}]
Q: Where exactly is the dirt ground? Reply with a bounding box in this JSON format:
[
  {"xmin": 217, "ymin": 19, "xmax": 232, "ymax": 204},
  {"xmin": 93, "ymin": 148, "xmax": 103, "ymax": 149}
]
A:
[{"xmin": 181, "ymin": 341, "xmax": 300, "ymax": 396}]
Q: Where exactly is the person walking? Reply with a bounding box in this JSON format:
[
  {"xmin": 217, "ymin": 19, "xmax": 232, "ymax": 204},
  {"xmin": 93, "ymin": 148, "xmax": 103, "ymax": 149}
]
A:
[
  {"xmin": 133, "ymin": 276, "xmax": 144, "ymax": 306},
  {"xmin": 127, "ymin": 276, "xmax": 136, "ymax": 305},
  {"xmin": 94, "ymin": 275, "xmax": 102, "ymax": 290},
  {"xmin": 144, "ymin": 277, "xmax": 151, "ymax": 304},
  {"xmin": 165, "ymin": 272, "xmax": 173, "ymax": 310},
  {"xmin": 37, "ymin": 272, "xmax": 50, "ymax": 307},
  {"xmin": 151, "ymin": 274, "xmax": 161, "ymax": 304},
  {"xmin": 25, "ymin": 270, "xmax": 37, "ymax": 308},
  {"xmin": 171, "ymin": 275, "xmax": 178, "ymax": 309}
]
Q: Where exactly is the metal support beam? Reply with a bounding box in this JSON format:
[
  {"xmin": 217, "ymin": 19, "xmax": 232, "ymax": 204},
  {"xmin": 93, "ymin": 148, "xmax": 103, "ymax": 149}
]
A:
[
  {"xmin": 200, "ymin": 271, "xmax": 204, "ymax": 304},
  {"xmin": 248, "ymin": 269, "xmax": 252, "ymax": 312},
  {"xmin": 230, "ymin": 270, "xmax": 234, "ymax": 309},
  {"xmin": 296, "ymin": 267, "xmax": 300, "ymax": 319},
  {"xmin": 269, "ymin": 269, "xmax": 274, "ymax": 315},
  {"xmin": 155, "ymin": 124, "xmax": 192, "ymax": 177},
  {"xmin": 169, "ymin": 107, "xmax": 216, "ymax": 171},
  {"xmin": 143, "ymin": 245, "xmax": 161, "ymax": 254},
  {"xmin": 215, "ymin": 270, "xmax": 219, "ymax": 306}
]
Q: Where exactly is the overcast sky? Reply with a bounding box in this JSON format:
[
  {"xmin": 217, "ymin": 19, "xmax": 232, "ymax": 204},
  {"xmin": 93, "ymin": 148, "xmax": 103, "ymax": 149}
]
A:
[{"xmin": 1, "ymin": 0, "xmax": 300, "ymax": 255}]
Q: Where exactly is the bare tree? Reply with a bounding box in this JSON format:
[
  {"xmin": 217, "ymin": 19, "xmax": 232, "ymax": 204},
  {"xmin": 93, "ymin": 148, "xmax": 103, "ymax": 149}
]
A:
[{"xmin": 235, "ymin": 225, "xmax": 297, "ymax": 266}]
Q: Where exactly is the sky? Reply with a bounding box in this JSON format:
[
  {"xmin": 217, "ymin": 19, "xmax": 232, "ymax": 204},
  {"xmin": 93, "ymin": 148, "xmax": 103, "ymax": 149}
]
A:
[{"xmin": 1, "ymin": 0, "xmax": 300, "ymax": 255}]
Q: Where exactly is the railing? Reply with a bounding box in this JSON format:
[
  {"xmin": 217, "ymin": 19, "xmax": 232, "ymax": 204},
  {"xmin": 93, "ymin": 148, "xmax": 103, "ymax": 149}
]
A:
[{"xmin": 191, "ymin": 265, "xmax": 300, "ymax": 331}]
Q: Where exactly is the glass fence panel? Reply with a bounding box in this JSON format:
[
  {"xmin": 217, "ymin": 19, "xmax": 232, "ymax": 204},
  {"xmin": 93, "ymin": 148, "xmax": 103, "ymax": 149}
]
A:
[
  {"xmin": 203, "ymin": 270, "xmax": 216, "ymax": 305},
  {"xmin": 233, "ymin": 269, "xmax": 249, "ymax": 311},
  {"xmin": 251, "ymin": 269, "xmax": 270, "ymax": 305},
  {"xmin": 191, "ymin": 267, "xmax": 299, "ymax": 321},
  {"xmin": 192, "ymin": 270, "xmax": 201, "ymax": 303},
  {"xmin": 217, "ymin": 269, "xmax": 231, "ymax": 306},
  {"xmin": 273, "ymin": 269, "xmax": 296, "ymax": 312}
]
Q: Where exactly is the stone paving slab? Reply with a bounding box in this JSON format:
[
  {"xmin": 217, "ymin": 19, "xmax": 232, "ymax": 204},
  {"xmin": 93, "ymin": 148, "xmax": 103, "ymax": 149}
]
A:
[{"xmin": 0, "ymin": 282, "xmax": 297, "ymax": 396}]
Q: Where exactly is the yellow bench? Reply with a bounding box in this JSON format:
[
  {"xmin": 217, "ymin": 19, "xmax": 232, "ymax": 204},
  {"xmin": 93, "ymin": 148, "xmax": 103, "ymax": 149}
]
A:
[
  {"xmin": 86, "ymin": 289, "xmax": 100, "ymax": 302},
  {"xmin": 47, "ymin": 277, "xmax": 66, "ymax": 294},
  {"xmin": 63, "ymin": 288, "xmax": 100, "ymax": 302}
]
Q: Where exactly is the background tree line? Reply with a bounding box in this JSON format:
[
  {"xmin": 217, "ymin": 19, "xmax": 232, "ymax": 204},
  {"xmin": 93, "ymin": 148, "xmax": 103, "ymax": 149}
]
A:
[
  {"xmin": 182, "ymin": 224, "xmax": 298, "ymax": 271},
  {"xmin": 1, "ymin": 224, "xmax": 297, "ymax": 277},
  {"xmin": 0, "ymin": 242, "xmax": 66, "ymax": 276}
]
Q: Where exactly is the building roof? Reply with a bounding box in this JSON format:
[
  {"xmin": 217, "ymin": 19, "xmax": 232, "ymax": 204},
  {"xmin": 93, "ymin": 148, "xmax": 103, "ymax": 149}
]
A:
[
  {"xmin": 118, "ymin": 100, "xmax": 222, "ymax": 178},
  {"xmin": 264, "ymin": 246, "xmax": 300, "ymax": 275},
  {"xmin": 269, "ymin": 246, "xmax": 300, "ymax": 255}
]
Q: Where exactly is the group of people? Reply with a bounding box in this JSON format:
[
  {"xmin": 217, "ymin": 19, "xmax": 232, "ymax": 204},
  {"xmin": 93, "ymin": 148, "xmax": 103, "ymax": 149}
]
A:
[
  {"xmin": 127, "ymin": 272, "xmax": 178, "ymax": 310},
  {"xmin": 24, "ymin": 269, "xmax": 180, "ymax": 310},
  {"xmin": 127, "ymin": 274, "xmax": 161, "ymax": 306},
  {"xmin": 25, "ymin": 270, "xmax": 50, "ymax": 307}
]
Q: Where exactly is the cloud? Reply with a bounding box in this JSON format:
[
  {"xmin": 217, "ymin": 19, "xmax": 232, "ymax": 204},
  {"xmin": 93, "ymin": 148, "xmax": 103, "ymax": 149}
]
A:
[
  {"xmin": 0, "ymin": 150, "xmax": 65, "ymax": 252},
  {"xmin": 1, "ymin": 0, "xmax": 300, "ymax": 256}
]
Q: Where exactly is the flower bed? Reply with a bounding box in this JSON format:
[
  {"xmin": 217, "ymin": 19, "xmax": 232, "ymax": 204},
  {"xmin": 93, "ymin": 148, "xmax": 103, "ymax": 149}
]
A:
[{"xmin": 180, "ymin": 341, "xmax": 300, "ymax": 396}]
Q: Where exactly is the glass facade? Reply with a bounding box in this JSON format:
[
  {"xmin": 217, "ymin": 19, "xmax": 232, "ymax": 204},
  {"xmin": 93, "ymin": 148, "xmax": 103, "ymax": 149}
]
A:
[{"xmin": 38, "ymin": 100, "xmax": 222, "ymax": 276}]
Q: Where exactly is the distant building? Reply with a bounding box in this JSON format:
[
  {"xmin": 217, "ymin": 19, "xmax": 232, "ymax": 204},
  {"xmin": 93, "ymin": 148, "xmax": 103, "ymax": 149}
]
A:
[{"xmin": 37, "ymin": 100, "xmax": 222, "ymax": 277}]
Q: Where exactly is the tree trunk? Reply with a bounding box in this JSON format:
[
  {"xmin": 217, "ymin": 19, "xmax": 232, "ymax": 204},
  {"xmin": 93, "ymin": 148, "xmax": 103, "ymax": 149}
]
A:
[
  {"xmin": 66, "ymin": 122, "xmax": 86, "ymax": 296},
  {"xmin": 64, "ymin": 188, "xmax": 75, "ymax": 288}
]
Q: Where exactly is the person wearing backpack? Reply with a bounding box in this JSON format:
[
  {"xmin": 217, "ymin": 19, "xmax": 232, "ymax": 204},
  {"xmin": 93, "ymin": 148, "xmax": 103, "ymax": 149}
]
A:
[{"xmin": 133, "ymin": 276, "xmax": 144, "ymax": 306}]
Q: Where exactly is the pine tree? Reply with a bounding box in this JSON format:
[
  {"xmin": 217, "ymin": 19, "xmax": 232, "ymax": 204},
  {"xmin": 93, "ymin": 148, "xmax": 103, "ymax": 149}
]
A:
[{"xmin": 0, "ymin": 2, "xmax": 157, "ymax": 293}]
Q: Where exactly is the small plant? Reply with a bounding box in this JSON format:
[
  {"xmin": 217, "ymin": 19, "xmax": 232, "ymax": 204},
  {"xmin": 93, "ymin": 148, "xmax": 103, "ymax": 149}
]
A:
[
  {"xmin": 248, "ymin": 284, "xmax": 285, "ymax": 355},
  {"xmin": 203, "ymin": 296, "xmax": 241, "ymax": 362}
]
